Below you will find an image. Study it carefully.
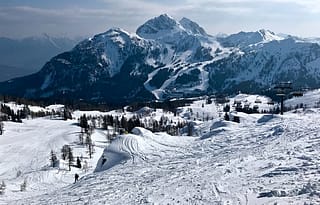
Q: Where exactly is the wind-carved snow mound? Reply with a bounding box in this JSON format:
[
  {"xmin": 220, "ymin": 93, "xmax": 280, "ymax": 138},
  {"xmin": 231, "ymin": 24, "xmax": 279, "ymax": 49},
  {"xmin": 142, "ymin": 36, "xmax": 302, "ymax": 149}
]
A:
[
  {"xmin": 200, "ymin": 119, "xmax": 234, "ymax": 140},
  {"xmin": 95, "ymin": 127, "xmax": 185, "ymax": 172},
  {"xmin": 257, "ymin": 114, "xmax": 275, "ymax": 124}
]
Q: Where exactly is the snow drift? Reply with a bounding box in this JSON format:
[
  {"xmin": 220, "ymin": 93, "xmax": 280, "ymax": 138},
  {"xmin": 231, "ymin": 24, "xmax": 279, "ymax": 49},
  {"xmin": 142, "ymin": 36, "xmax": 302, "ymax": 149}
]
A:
[{"xmin": 95, "ymin": 127, "xmax": 186, "ymax": 172}]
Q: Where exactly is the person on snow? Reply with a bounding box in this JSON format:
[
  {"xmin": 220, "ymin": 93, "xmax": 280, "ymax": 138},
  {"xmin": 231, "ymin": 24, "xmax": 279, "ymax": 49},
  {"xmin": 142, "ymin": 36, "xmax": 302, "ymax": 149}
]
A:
[
  {"xmin": 74, "ymin": 173, "xmax": 79, "ymax": 183},
  {"xmin": 83, "ymin": 160, "xmax": 88, "ymax": 172},
  {"xmin": 101, "ymin": 155, "xmax": 107, "ymax": 167}
]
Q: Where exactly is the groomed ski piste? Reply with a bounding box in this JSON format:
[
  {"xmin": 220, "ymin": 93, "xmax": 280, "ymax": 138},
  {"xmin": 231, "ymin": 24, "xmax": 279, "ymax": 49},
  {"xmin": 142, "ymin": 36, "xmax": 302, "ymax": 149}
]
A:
[{"xmin": 1, "ymin": 91, "xmax": 320, "ymax": 204}]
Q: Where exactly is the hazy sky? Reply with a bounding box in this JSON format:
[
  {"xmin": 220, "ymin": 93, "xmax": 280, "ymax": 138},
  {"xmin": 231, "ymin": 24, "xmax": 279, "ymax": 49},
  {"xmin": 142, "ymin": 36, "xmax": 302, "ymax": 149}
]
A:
[{"xmin": 1, "ymin": 0, "xmax": 320, "ymax": 38}]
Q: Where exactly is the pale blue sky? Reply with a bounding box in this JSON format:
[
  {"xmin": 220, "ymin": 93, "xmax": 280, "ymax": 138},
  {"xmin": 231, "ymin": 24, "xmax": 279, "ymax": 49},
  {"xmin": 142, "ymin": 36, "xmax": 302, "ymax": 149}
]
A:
[{"xmin": 1, "ymin": 0, "xmax": 320, "ymax": 38}]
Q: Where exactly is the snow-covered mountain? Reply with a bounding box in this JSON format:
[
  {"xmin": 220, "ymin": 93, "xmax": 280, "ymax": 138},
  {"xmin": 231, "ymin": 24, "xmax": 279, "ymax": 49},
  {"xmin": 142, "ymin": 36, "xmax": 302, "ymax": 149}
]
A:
[
  {"xmin": 1, "ymin": 14, "xmax": 320, "ymax": 103},
  {"xmin": 0, "ymin": 35, "xmax": 80, "ymax": 82},
  {"xmin": 218, "ymin": 29, "xmax": 284, "ymax": 48}
]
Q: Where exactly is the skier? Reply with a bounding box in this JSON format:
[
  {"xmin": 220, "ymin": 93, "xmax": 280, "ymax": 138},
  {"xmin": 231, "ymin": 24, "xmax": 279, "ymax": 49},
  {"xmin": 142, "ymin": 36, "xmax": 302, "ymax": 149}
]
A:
[
  {"xmin": 83, "ymin": 160, "xmax": 88, "ymax": 172},
  {"xmin": 101, "ymin": 155, "xmax": 107, "ymax": 167},
  {"xmin": 74, "ymin": 173, "xmax": 79, "ymax": 183}
]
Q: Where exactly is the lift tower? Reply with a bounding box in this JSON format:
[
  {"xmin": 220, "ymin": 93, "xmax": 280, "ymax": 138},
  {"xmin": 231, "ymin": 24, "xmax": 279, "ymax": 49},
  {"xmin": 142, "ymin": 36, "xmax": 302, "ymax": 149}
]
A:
[{"xmin": 274, "ymin": 82, "xmax": 292, "ymax": 115}]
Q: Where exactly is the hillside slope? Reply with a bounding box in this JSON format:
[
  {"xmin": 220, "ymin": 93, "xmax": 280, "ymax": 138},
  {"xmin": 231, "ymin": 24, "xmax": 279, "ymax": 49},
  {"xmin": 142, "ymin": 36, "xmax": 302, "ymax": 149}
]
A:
[{"xmin": 2, "ymin": 96, "xmax": 320, "ymax": 204}]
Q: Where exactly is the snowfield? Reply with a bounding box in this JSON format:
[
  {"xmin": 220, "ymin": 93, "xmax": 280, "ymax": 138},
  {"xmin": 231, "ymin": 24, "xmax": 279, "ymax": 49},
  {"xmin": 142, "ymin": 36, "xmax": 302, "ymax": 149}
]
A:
[
  {"xmin": 0, "ymin": 117, "xmax": 108, "ymax": 204},
  {"xmin": 1, "ymin": 94, "xmax": 320, "ymax": 204}
]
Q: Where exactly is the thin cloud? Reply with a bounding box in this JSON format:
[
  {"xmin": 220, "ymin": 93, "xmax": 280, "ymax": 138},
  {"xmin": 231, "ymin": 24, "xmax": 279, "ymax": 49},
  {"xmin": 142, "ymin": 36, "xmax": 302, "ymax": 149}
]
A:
[{"xmin": 0, "ymin": 0, "xmax": 320, "ymax": 38}]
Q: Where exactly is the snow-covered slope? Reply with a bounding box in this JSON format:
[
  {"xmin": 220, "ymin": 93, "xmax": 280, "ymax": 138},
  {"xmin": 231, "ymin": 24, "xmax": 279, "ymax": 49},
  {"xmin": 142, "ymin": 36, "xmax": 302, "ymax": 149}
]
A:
[
  {"xmin": 3, "ymin": 106, "xmax": 320, "ymax": 204},
  {"xmin": 0, "ymin": 117, "xmax": 109, "ymax": 203},
  {"xmin": 285, "ymin": 89, "xmax": 320, "ymax": 108}
]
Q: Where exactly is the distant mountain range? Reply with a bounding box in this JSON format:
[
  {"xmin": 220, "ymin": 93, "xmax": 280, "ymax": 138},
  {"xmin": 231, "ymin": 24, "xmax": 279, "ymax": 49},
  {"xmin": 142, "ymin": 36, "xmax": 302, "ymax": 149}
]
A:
[
  {"xmin": 0, "ymin": 35, "xmax": 80, "ymax": 81},
  {"xmin": 1, "ymin": 14, "xmax": 320, "ymax": 104}
]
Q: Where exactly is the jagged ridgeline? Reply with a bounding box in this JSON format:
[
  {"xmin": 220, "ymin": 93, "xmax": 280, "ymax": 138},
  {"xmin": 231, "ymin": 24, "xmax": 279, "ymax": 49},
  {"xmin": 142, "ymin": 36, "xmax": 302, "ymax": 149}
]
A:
[{"xmin": 1, "ymin": 14, "xmax": 320, "ymax": 104}]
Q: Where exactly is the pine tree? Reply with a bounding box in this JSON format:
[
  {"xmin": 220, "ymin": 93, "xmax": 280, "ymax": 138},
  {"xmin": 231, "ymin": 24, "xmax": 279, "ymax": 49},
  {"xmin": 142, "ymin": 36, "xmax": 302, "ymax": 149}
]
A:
[
  {"xmin": 0, "ymin": 120, "xmax": 3, "ymax": 135},
  {"xmin": 223, "ymin": 104, "xmax": 230, "ymax": 112},
  {"xmin": 120, "ymin": 116, "xmax": 128, "ymax": 131},
  {"xmin": 21, "ymin": 105, "xmax": 30, "ymax": 119},
  {"xmin": 76, "ymin": 157, "xmax": 81, "ymax": 168},
  {"xmin": 79, "ymin": 114, "xmax": 89, "ymax": 133},
  {"xmin": 68, "ymin": 147, "xmax": 74, "ymax": 171},
  {"xmin": 187, "ymin": 122, "xmax": 194, "ymax": 136},
  {"xmin": 63, "ymin": 107, "xmax": 72, "ymax": 120},
  {"xmin": 224, "ymin": 112, "xmax": 230, "ymax": 121},
  {"xmin": 61, "ymin": 145, "xmax": 70, "ymax": 160}
]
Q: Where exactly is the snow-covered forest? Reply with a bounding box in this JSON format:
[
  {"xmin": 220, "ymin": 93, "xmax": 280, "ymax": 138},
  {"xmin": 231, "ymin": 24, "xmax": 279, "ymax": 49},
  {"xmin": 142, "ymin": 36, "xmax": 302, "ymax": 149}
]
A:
[{"xmin": 1, "ymin": 91, "xmax": 320, "ymax": 204}]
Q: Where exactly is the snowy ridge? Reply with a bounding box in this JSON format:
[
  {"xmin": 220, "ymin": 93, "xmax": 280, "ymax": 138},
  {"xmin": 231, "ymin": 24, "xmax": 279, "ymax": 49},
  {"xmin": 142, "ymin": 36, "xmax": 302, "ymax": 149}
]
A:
[
  {"xmin": 77, "ymin": 27, "xmax": 148, "ymax": 78},
  {"xmin": 219, "ymin": 29, "xmax": 284, "ymax": 48},
  {"xmin": 179, "ymin": 17, "xmax": 208, "ymax": 36}
]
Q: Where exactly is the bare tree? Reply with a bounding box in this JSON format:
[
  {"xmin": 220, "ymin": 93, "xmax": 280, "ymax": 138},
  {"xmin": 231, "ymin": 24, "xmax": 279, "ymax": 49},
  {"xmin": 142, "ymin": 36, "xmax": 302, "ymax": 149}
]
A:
[
  {"xmin": 86, "ymin": 134, "xmax": 94, "ymax": 159},
  {"xmin": 79, "ymin": 133, "xmax": 84, "ymax": 145}
]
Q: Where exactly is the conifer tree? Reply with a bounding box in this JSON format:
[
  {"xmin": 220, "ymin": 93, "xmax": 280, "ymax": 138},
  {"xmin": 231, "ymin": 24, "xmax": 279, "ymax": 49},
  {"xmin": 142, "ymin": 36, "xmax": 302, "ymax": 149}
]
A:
[
  {"xmin": 63, "ymin": 107, "xmax": 72, "ymax": 120},
  {"xmin": 187, "ymin": 122, "xmax": 194, "ymax": 136},
  {"xmin": 0, "ymin": 120, "xmax": 3, "ymax": 135},
  {"xmin": 224, "ymin": 112, "xmax": 230, "ymax": 121},
  {"xmin": 79, "ymin": 114, "xmax": 89, "ymax": 133},
  {"xmin": 61, "ymin": 145, "xmax": 70, "ymax": 160},
  {"xmin": 68, "ymin": 147, "xmax": 74, "ymax": 171}
]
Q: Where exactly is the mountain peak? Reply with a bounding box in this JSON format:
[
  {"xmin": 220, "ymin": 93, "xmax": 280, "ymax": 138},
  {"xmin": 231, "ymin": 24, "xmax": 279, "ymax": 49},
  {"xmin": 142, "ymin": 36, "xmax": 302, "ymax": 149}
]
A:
[
  {"xmin": 103, "ymin": 27, "xmax": 130, "ymax": 36},
  {"xmin": 179, "ymin": 17, "xmax": 207, "ymax": 36},
  {"xmin": 257, "ymin": 29, "xmax": 283, "ymax": 41},
  {"xmin": 136, "ymin": 14, "xmax": 210, "ymax": 42},
  {"xmin": 136, "ymin": 14, "xmax": 181, "ymax": 39},
  {"xmin": 88, "ymin": 27, "xmax": 134, "ymax": 47}
]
